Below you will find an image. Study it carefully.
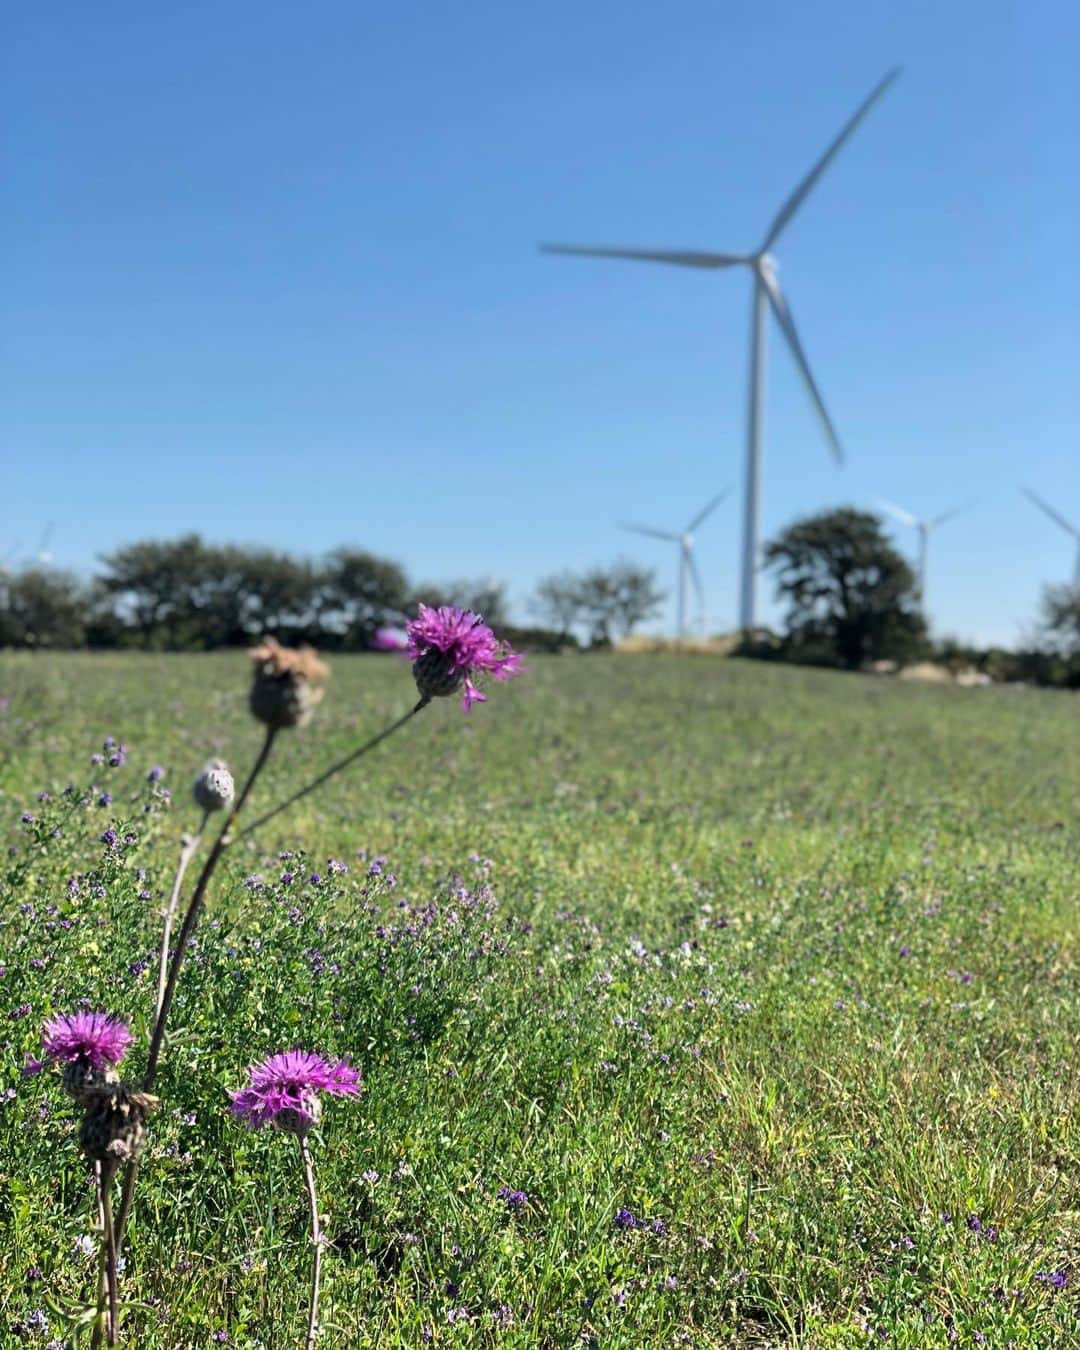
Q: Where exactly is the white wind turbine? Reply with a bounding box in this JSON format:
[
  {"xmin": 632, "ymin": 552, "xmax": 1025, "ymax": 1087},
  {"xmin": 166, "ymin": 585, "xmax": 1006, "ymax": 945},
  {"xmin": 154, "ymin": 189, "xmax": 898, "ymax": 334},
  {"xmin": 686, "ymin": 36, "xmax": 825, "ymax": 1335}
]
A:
[
  {"xmin": 542, "ymin": 70, "xmax": 899, "ymax": 632},
  {"xmin": 1024, "ymin": 489, "xmax": 1080, "ymax": 587},
  {"xmin": 877, "ymin": 498, "xmax": 970, "ymax": 609},
  {"xmin": 620, "ymin": 489, "xmax": 729, "ymax": 638}
]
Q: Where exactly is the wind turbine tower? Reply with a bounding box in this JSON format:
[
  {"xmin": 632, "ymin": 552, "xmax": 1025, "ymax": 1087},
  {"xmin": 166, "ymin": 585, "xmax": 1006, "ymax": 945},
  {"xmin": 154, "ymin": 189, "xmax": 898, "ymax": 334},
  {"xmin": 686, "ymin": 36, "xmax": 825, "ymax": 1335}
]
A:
[
  {"xmin": 1024, "ymin": 489, "xmax": 1080, "ymax": 587},
  {"xmin": 620, "ymin": 490, "xmax": 729, "ymax": 638},
  {"xmin": 543, "ymin": 70, "xmax": 899, "ymax": 632}
]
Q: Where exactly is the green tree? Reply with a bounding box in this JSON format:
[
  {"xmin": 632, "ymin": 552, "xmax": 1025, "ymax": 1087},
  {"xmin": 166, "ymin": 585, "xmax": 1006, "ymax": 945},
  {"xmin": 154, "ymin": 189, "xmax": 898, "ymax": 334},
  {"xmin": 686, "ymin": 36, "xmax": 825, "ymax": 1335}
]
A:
[
  {"xmin": 320, "ymin": 549, "xmax": 410, "ymax": 648},
  {"xmin": 576, "ymin": 561, "xmax": 665, "ymax": 646},
  {"xmin": 531, "ymin": 571, "xmax": 586, "ymax": 639},
  {"xmin": 1038, "ymin": 583, "xmax": 1080, "ymax": 660},
  {"xmin": 0, "ymin": 568, "xmax": 88, "ymax": 648},
  {"xmin": 763, "ymin": 507, "xmax": 927, "ymax": 669},
  {"xmin": 414, "ymin": 578, "xmax": 510, "ymax": 629},
  {"xmin": 97, "ymin": 535, "xmax": 212, "ymax": 648}
]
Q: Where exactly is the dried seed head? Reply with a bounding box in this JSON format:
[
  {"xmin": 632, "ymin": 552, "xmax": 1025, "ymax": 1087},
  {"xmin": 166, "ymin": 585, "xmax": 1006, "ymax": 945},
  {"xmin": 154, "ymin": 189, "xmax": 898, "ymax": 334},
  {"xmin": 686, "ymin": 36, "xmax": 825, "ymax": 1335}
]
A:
[
  {"xmin": 249, "ymin": 675, "xmax": 324, "ymax": 729},
  {"xmin": 248, "ymin": 638, "xmax": 329, "ymax": 729},
  {"xmin": 78, "ymin": 1085, "xmax": 159, "ymax": 1164},
  {"xmin": 411, "ymin": 647, "xmax": 465, "ymax": 703},
  {"xmin": 61, "ymin": 1060, "xmax": 119, "ymax": 1102},
  {"xmin": 193, "ymin": 759, "xmax": 235, "ymax": 813}
]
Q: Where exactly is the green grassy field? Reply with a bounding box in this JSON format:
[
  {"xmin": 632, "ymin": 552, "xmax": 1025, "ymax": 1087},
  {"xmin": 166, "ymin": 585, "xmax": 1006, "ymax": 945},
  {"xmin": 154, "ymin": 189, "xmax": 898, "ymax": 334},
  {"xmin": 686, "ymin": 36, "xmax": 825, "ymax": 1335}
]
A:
[{"xmin": 1, "ymin": 652, "xmax": 1077, "ymax": 1347}]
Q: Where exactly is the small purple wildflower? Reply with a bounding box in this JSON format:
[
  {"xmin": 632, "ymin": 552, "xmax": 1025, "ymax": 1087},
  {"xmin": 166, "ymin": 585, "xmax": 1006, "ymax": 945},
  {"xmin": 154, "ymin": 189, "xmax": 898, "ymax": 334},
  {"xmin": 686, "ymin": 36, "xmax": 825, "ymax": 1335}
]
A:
[
  {"xmin": 40, "ymin": 1011, "xmax": 133, "ymax": 1069},
  {"xmin": 230, "ymin": 1050, "xmax": 360, "ymax": 1132},
  {"xmin": 498, "ymin": 1186, "xmax": 528, "ymax": 1210},
  {"xmin": 147, "ymin": 766, "xmax": 164, "ymax": 782},
  {"xmin": 405, "ymin": 604, "xmax": 523, "ymax": 711},
  {"xmin": 99, "ymin": 828, "xmax": 118, "ymax": 848},
  {"xmin": 1034, "ymin": 1270, "xmax": 1068, "ymax": 1291},
  {"xmin": 613, "ymin": 1207, "xmax": 637, "ymax": 1230}
]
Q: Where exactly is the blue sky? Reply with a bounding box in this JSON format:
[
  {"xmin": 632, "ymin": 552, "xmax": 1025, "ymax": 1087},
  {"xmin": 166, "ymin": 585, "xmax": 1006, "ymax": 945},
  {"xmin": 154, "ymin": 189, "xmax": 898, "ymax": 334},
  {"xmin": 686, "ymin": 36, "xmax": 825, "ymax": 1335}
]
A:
[{"xmin": 3, "ymin": 1, "xmax": 1077, "ymax": 645}]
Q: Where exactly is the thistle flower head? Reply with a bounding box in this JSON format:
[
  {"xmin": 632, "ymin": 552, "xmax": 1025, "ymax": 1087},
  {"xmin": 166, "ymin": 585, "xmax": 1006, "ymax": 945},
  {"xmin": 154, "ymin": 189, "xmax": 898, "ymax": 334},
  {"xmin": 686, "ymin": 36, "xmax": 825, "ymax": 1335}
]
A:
[
  {"xmin": 193, "ymin": 759, "xmax": 235, "ymax": 813},
  {"xmin": 230, "ymin": 1049, "xmax": 360, "ymax": 1136},
  {"xmin": 405, "ymin": 605, "xmax": 523, "ymax": 711},
  {"xmin": 248, "ymin": 638, "xmax": 329, "ymax": 729},
  {"xmin": 41, "ymin": 1011, "xmax": 133, "ymax": 1071}
]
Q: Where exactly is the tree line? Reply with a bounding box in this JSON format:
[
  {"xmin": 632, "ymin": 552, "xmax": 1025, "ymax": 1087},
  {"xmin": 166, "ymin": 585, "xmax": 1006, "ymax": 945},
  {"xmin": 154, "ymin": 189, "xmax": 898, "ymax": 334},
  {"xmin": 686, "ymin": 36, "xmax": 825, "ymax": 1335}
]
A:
[
  {"xmin": 1, "ymin": 515, "xmax": 1076, "ymax": 685},
  {"xmin": 0, "ymin": 534, "xmax": 665, "ymax": 652}
]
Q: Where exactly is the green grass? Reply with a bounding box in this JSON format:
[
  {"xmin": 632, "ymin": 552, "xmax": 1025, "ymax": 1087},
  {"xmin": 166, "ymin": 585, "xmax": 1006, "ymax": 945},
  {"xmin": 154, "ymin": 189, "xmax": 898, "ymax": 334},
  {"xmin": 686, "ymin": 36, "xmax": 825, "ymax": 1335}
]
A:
[{"xmin": 1, "ymin": 651, "xmax": 1077, "ymax": 1347}]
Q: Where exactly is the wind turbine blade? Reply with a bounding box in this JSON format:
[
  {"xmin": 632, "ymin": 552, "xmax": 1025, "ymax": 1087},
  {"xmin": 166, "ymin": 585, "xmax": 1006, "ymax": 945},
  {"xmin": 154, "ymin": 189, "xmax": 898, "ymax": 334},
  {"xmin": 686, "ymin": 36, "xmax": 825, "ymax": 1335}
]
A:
[
  {"xmin": 541, "ymin": 244, "xmax": 746, "ymax": 270},
  {"xmin": 1023, "ymin": 488, "xmax": 1078, "ymax": 539},
  {"xmin": 761, "ymin": 274, "xmax": 844, "ymax": 464},
  {"xmin": 618, "ymin": 522, "xmax": 681, "ymax": 542},
  {"xmin": 875, "ymin": 497, "xmax": 919, "ymax": 528},
  {"xmin": 761, "ymin": 68, "xmax": 900, "ymax": 251},
  {"xmin": 686, "ymin": 488, "xmax": 731, "ymax": 533},
  {"xmin": 930, "ymin": 503, "xmax": 973, "ymax": 530}
]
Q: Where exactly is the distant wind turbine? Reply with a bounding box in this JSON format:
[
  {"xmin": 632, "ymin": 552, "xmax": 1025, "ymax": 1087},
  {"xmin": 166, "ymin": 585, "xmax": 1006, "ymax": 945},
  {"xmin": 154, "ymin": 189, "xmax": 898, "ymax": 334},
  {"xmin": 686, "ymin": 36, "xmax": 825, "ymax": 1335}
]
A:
[
  {"xmin": 1024, "ymin": 488, "xmax": 1080, "ymax": 587},
  {"xmin": 33, "ymin": 523, "xmax": 54, "ymax": 566},
  {"xmin": 620, "ymin": 489, "xmax": 729, "ymax": 638},
  {"xmin": 877, "ymin": 498, "xmax": 970, "ymax": 609},
  {"xmin": 542, "ymin": 69, "xmax": 900, "ymax": 632}
]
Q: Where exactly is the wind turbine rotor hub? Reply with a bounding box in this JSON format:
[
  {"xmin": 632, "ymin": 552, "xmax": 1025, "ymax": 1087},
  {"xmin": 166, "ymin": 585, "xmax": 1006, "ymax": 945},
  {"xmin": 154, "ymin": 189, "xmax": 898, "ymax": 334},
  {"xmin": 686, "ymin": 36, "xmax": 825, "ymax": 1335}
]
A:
[{"xmin": 756, "ymin": 253, "xmax": 779, "ymax": 283}]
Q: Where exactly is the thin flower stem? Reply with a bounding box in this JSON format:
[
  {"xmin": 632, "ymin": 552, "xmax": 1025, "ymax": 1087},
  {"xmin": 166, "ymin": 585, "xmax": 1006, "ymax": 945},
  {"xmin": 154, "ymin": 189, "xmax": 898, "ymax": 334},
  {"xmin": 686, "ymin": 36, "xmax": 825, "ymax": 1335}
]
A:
[
  {"xmin": 145, "ymin": 726, "xmax": 277, "ymax": 1086},
  {"xmin": 300, "ymin": 1137, "xmax": 323, "ymax": 1350},
  {"xmin": 101, "ymin": 1164, "xmax": 120, "ymax": 1346},
  {"xmin": 154, "ymin": 815, "xmax": 208, "ymax": 1021},
  {"xmin": 234, "ymin": 699, "xmax": 429, "ymax": 844},
  {"xmin": 113, "ymin": 727, "xmax": 278, "ymax": 1251},
  {"xmin": 90, "ymin": 1164, "xmax": 107, "ymax": 1350}
]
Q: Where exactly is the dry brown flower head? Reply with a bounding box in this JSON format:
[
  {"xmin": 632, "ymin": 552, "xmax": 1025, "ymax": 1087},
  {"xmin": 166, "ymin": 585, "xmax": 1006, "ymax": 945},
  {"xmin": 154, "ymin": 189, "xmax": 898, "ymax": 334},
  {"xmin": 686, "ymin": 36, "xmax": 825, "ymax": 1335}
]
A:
[{"xmin": 248, "ymin": 637, "xmax": 329, "ymax": 684}]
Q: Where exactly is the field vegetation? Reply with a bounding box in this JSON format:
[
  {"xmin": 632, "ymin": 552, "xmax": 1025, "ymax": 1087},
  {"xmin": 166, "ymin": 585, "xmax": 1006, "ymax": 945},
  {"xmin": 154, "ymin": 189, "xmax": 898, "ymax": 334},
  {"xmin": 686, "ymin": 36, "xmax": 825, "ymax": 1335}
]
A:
[{"xmin": 1, "ymin": 651, "xmax": 1077, "ymax": 1346}]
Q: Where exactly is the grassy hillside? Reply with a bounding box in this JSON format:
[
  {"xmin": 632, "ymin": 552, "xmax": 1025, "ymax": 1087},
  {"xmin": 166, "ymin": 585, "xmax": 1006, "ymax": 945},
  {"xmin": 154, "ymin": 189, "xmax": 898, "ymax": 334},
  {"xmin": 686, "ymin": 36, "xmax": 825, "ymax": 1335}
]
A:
[{"xmin": 1, "ymin": 652, "xmax": 1077, "ymax": 1346}]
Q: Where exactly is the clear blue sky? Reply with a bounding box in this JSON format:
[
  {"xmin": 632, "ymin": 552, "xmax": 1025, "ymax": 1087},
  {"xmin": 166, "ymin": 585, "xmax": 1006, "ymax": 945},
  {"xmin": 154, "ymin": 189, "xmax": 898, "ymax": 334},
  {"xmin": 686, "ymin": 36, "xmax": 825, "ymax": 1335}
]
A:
[{"xmin": 3, "ymin": 1, "xmax": 1077, "ymax": 645}]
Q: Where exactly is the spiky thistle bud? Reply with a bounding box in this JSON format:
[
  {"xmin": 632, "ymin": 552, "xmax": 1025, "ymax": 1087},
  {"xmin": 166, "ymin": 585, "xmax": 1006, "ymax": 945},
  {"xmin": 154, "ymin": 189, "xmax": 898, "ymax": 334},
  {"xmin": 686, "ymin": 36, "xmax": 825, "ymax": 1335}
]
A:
[
  {"xmin": 276, "ymin": 1095, "xmax": 322, "ymax": 1138},
  {"xmin": 62, "ymin": 1061, "xmax": 120, "ymax": 1102},
  {"xmin": 411, "ymin": 648, "xmax": 465, "ymax": 702},
  {"xmin": 193, "ymin": 759, "xmax": 235, "ymax": 813},
  {"xmin": 248, "ymin": 638, "xmax": 329, "ymax": 729},
  {"xmin": 79, "ymin": 1084, "xmax": 159, "ymax": 1165}
]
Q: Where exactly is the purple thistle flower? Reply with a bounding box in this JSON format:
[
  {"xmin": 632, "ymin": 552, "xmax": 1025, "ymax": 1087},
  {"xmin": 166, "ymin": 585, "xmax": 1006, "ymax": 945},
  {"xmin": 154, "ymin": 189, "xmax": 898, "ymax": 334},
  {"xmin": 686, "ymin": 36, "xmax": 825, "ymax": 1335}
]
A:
[
  {"xmin": 147, "ymin": 765, "xmax": 165, "ymax": 782},
  {"xmin": 40, "ymin": 1010, "xmax": 133, "ymax": 1070},
  {"xmin": 405, "ymin": 604, "xmax": 523, "ymax": 711},
  {"xmin": 229, "ymin": 1049, "xmax": 360, "ymax": 1134}
]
